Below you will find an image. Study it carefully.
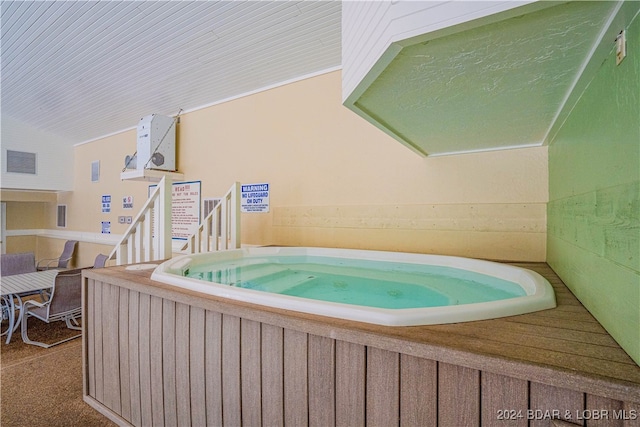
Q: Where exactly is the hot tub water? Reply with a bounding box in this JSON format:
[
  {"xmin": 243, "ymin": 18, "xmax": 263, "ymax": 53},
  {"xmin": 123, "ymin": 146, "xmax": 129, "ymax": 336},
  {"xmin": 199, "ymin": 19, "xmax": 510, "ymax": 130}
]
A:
[
  {"xmin": 184, "ymin": 256, "xmax": 526, "ymax": 310},
  {"xmin": 152, "ymin": 247, "xmax": 556, "ymax": 326}
]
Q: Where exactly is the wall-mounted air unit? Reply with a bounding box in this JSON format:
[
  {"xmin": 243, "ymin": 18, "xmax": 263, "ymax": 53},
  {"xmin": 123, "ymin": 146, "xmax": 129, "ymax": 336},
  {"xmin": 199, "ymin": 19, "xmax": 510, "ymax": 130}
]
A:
[{"xmin": 125, "ymin": 114, "xmax": 176, "ymax": 172}]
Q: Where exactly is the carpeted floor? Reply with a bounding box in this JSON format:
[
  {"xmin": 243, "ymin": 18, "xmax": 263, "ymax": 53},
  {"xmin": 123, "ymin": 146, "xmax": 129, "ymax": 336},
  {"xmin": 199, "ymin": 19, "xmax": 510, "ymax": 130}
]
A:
[{"xmin": 1, "ymin": 316, "xmax": 115, "ymax": 426}]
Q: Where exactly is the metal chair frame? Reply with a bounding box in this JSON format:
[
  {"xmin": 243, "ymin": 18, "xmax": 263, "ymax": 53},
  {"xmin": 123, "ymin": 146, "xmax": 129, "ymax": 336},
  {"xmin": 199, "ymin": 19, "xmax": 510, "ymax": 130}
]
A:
[
  {"xmin": 36, "ymin": 240, "xmax": 78, "ymax": 270},
  {"xmin": 20, "ymin": 271, "xmax": 83, "ymax": 348}
]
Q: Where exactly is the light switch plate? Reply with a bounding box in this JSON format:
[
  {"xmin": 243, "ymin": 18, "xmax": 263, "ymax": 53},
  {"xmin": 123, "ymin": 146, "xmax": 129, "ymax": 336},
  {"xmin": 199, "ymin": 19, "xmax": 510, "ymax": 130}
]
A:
[{"xmin": 616, "ymin": 30, "xmax": 626, "ymax": 65}]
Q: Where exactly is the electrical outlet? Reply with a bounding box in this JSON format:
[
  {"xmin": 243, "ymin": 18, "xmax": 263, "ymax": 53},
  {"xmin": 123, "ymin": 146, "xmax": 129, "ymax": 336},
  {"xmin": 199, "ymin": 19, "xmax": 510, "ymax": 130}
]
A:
[{"xmin": 616, "ymin": 30, "xmax": 626, "ymax": 65}]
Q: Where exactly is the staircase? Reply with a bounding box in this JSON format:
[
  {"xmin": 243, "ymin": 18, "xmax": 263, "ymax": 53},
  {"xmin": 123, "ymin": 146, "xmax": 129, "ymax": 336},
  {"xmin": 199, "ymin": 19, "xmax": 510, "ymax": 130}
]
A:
[
  {"xmin": 109, "ymin": 178, "xmax": 241, "ymax": 266},
  {"xmin": 180, "ymin": 182, "xmax": 241, "ymax": 253},
  {"xmin": 108, "ymin": 176, "xmax": 172, "ymax": 265}
]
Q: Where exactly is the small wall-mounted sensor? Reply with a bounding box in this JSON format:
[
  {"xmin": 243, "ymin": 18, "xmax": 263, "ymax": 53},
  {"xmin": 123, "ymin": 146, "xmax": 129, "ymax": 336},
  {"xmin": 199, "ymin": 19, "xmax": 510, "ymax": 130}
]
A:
[{"xmin": 616, "ymin": 30, "xmax": 626, "ymax": 65}]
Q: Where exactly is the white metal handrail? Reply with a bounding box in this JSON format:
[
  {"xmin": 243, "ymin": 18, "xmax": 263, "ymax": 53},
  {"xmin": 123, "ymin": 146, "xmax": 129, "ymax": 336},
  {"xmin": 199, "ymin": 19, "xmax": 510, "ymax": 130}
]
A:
[
  {"xmin": 108, "ymin": 176, "xmax": 172, "ymax": 265},
  {"xmin": 181, "ymin": 182, "xmax": 241, "ymax": 254}
]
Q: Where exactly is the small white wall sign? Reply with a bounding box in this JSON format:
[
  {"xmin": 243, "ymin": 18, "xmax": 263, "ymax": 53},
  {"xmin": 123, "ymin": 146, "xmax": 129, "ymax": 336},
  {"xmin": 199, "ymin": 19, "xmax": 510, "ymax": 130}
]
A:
[{"xmin": 122, "ymin": 196, "xmax": 134, "ymax": 209}]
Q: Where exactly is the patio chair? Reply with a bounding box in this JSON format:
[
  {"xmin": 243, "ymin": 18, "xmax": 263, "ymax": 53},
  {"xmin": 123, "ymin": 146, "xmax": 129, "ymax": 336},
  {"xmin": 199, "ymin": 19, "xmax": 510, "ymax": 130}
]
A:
[
  {"xmin": 1, "ymin": 252, "xmax": 36, "ymax": 276},
  {"xmin": 37, "ymin": 240, "xmax": 78, "ymax": 270},
  {"xmin": 93, "ymin": 253, "xmax": 109, "ymax": 269},
  {"xmin": 0, "ymin": 252, "xmax": 47, "ymax": 305},
  {"xmin": 20, "ymin": 268, "xmax": 84, "ymax": 348}
]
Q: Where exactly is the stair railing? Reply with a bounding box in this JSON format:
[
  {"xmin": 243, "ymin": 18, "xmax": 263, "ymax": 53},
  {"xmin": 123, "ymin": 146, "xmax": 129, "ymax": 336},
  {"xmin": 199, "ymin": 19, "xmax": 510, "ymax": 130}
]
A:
[
  {"xmin": 181, "ymin": 182, "xmax": 241, "ymax": 254},
  {"xmin": 108, "ymin": 176, "xmax": 172, "ymax": 265}
]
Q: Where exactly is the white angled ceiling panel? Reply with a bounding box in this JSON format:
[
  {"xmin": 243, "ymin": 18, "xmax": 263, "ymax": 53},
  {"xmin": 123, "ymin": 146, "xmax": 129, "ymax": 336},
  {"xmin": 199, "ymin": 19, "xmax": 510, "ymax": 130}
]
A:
[{"xmin": 343, "ymin": 1, "xmax": 629, "ymax": 156}]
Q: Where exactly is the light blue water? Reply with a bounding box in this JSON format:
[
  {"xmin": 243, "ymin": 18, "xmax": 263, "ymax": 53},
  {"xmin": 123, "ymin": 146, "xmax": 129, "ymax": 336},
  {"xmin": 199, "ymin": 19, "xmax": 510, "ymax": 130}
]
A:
[{"xmin": 184, "ymin": 256, "xmax": 526, "ymax": 309}]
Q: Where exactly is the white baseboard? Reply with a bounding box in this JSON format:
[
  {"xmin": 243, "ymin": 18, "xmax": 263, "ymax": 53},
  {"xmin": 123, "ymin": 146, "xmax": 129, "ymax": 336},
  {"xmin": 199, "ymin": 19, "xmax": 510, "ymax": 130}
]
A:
[
  {"xmin": 8, "ymin": 229, "xmax": 192, "ymax": 254},
  {"xmin": 6, "ymin": 229, "xmax": 122, "ymax": 245}
]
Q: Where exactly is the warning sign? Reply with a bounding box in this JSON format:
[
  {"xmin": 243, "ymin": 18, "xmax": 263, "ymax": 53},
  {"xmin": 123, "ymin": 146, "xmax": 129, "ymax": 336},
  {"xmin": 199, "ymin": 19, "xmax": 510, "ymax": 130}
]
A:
[
  {"xmin": 101, "ymin": 195, "xmax": 111, "ymax": 213},
  {"xmin": 241, "ymin": 183, "xmax": 269, "ymax": 213}
]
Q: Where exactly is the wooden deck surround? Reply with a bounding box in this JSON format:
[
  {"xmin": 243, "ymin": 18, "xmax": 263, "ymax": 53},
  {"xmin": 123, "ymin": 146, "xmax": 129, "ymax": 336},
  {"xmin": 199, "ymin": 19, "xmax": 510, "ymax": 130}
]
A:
[{"xmin": 82, "ymin": 262, "xmax": 640, "ymax": 426}]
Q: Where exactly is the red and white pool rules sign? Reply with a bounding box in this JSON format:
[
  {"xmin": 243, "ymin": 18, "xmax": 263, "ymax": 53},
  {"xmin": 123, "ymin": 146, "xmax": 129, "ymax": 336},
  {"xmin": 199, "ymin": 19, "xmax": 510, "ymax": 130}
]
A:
[
  {"xmin": 149, "ymin": 181, "xmax": 201, "ymax": 240},
  {"xmin": 170, "ymin": 181, "xmax": 201, "ymax": 240}
]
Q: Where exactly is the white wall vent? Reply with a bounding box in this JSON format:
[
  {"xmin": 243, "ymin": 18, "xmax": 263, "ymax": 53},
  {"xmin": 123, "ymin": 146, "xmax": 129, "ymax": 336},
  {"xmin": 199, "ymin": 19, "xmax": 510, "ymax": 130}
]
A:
[
  {"xmin": 6, "ymin": 150, "xmax": 37, "ymax": 174},
  {"xmin": 91, "ymin": 160, "xmax": 100, "ymax": 182},
  {"xmin": 203, "ymin": 198, "xmax": 221, "ymax": 217},
  {"xmin": 57, "ymin": 204, "xmax": 67, "ymax": 228},
  {"xmin": 204, "ymin": 198, "xmax": 222, "ymax": 237}
]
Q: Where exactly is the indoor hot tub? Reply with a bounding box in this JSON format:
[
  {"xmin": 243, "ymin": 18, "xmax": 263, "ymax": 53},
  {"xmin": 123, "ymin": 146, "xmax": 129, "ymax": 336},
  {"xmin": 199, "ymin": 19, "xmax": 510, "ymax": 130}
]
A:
[
  {"xmin": 151, "ymin": 247, "xmax": 556, "ymax": 325},
  {"xmin": 83, "ymin": 248, "xmax": 639, "ymax": 426}
]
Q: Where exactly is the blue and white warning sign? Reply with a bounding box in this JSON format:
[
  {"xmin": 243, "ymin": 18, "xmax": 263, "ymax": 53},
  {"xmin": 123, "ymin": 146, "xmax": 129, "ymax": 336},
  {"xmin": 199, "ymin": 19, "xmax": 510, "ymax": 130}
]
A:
[
  {"xmin": 241, "ymin": 183, "xmax": 270, "ymax": 213},
  {"xmin": 101, "ymin": 195, "xmax": 111, "ymax": 213}
]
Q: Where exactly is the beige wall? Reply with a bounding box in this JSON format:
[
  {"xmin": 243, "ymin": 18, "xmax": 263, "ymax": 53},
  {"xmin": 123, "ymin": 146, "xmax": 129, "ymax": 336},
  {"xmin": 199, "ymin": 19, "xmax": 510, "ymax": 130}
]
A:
[
  {"xmin": 65, "ymin": 70, "xmax": 546, "ymax": 261},
  {"xmin": 5, "ymin": 235, "xmax": 37, "ymax": 255},
  {"xmin": 5, "ymin": 201, "xmax": 47, "ymax": 230},
  {"xmin": 1, "ymin": 196, "xmax": 48, "ymax": 254},
  {"xmin": 64, "ymin": 130, "xmax": 148, "ymax": 236}
]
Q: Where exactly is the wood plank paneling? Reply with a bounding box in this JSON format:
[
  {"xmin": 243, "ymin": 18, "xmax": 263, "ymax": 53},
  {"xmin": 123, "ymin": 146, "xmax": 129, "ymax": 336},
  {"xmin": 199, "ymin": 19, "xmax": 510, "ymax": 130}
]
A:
[
  {"xmin": 409, "ymin": 325, "xmax": 638, "ymax": 385},
  {"xmin": 138, "ymin": 293, "xmax": 152, "ymax": 427},
  {"xmin": 622, "ymin": 402, "xmax": 640, "ymax": 427},
  {"xmin": 221, "ymin": 314, "xmax": 241, "ymax": 426},
  {"xmin": 434, "ymin": 320, "xmax": 631, "ymax": 363},
  {"xmin": 367, "ymin": 346, "xmax": 400, "ymax": 426},
  {"xmin": 548, "ymin": 235, "xmax": 640, "ymax": 369},
  {"xmin": 438, "ymin": 362, "xmax": 480, "ymax": 427},
  {"xmin": 149, "ymin": 296, "xmax": 164, "ymax": 426},
  {"xmin": 492, "ymin": 316, "xmax": 621, "ymax": 347},
  {"xmin": 507, "ymin": 312, "xmax": 609, "ymax": 334},
  {"xmin": 548, "ymin": 182, "xmax": 639, "ymax": 272},
  {"xmin": 400, "ymin": 354, "xmax": 437, "ymax": 427},
  {"xmin": 127, "ymin": 290, "xmax": 142, "ymax": 426},
  {"xmin": 162, "ymin": 299, "xmax": 177, "ymax": 426},
  {"xmin": 205, "ymin": 311, "xmax": 223, "ymax": 426},
  {"xmin": 284, "ymin": 328, "xmax": 308, "ymax": 426},
  {"xmin": 308, "ymin": 334, "xmax": 335, "ymax": 426},
  {"xmin": 189, "ymin": 307, "xmax": 206, "ymax": 427},
  {"xmin": 481, "ymin": 372, "xmax": 528, "ymax": 427},
  {"xmin": 86, "ymin": 278, "xmax": 96, "ymax": 398},
  {"xmin": 118, "ymin": 287, "xmax": 131, "ymax": 421},
  {"xmin": 273, "ymin": 226, "xmax": 546, "ymax": 262},
  {"xmin": 175, "ymin": 303, "xmax": 191, "ymax": 426},
  {"xmin": 262, "ymin": 323, "xmax": 284, "ymax": 426},
  {"xmin": 586, "ymin": 395, "xmax": 624, "ymax": 427},
  {"xmin": 529, "ymin": 382, "xmax": 583, "ymax": 427},
  {"xmin": 241, "ymin": 319, "xmax": 262, "ymax": 426},
  {"xmin": 273, "ymin": 203, "xmax": 545, "ymax": 232},
  {"xmin": 93, "ymin": 279, "xmax": 104, "ymax": 402},
  {"xmin": 104, "ymin": 283, "xmax": 122, "ymax": 411},
  {"xmin": 335, "ymin": 341, "xmax": 365, "ymax": 427}
]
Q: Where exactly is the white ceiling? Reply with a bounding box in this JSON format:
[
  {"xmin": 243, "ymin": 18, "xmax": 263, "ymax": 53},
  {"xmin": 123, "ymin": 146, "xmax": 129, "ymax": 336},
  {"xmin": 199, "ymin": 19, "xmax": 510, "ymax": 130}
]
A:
[{"xmin": 1, "ymin": 0, "xmax": 342, "ymax": 145}]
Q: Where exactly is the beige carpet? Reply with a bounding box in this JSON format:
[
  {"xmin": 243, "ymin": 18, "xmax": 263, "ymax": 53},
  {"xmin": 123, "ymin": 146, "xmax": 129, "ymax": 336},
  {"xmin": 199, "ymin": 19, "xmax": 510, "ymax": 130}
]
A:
[{"xmin": 1, "ymin": 317, "xmax": 115, "ymax": 426}]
